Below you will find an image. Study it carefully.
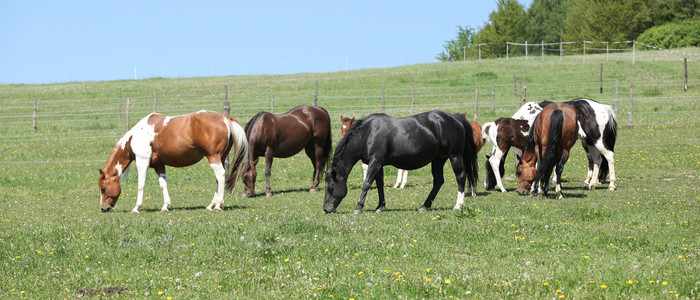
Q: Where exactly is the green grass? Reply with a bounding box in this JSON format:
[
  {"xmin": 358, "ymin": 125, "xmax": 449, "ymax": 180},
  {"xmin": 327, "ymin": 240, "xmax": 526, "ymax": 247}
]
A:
[{"xmin": 1, "ymin": 50, "xmax": 698, "ymax": 298}]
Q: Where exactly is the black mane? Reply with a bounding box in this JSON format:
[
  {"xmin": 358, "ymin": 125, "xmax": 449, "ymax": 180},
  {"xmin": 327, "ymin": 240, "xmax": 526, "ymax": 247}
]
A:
[
  {"xmin": 331, "ymin": 117, "xmax": 367, "ymax": 174},
  {"xmin": 244, "ymin": 112, "xmax": 266, "ymax": 138}
]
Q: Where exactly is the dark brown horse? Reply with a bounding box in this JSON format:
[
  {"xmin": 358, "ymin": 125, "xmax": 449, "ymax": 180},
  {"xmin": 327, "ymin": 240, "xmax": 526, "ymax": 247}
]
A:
[
  {"xmin": 98, "ymin": 110, "xmax": 249, "ymax": 212},
  {"xmin": 516, "ymin": 103, "xmax": 578, "ymax": 199},
  {"xmin": 243, "ymin": 105, "xmax": 332, "ymax": 197}
]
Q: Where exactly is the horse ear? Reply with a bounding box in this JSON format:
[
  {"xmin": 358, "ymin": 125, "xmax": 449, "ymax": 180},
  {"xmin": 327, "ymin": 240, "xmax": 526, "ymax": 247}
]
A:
[
  {"xmin": 340, "ymin": 115, "xmax": 344, "ymax": 122},
  {"xmin": 99, "ymin": 169, "xmax": 105, "ymax": 176},
  {"xmin": 515, "ymin": 154, "xmax": 522, "ymax": 161}
]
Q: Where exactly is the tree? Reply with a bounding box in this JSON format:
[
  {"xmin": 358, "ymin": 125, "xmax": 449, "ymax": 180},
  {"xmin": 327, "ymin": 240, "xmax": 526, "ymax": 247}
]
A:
[
  {"xmin": 473, "ymin": 0, "xmax": 527, "ymax": 57},
  {"xmin": 637, "ymin": 19, "xmax": 700, "ymax": 48},
  {"xmin": 563, "ymin": 0, "xmax": 653, "ymax": 42},
  {"xmin": 525, "ymin": 0, "xmax": 576, "ymax": 43},
  {"xmin": 436, "ymin": 26, "xmax": 476, "ymax": 61}
]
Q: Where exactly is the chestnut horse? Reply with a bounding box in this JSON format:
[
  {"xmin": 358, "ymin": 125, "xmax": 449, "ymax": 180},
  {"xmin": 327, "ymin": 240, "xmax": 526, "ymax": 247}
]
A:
[
  {"xmin": 516, "ymin": 103, "xmax": 578, "ymax": 199},
  {"xmin": 243, "ymin": 105, "xmax": 331, "ymax": 197},
  {"xmin": 340, "ymin": 114, "xmax": 483, "ymax": 189},
  {"xmin": 98, "ymin": 110, "xmax": 248, "ymax": 212}
]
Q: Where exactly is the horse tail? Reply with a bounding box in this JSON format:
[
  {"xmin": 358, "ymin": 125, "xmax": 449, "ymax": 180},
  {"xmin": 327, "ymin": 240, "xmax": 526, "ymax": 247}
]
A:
[
  {"xmin": 225, "ymin": 117, "xmax": 250, "ymax": 195},
  {"xmin": 537, "ymin": 109, "xmax": 563, "ymax": 185},
  {"xmin": 322, "ymin": 123, "xmax": 332, "ymax": 172},
  {"xmin": 482, "ymin": 121, "xmax": 497, "ymax": 146},
  {"xmin": 598, "ymin": 108, "xmax": 618, "ymax": 181},
  {"xmin": 461, "ymin": 118, "xmax": 479, "ymax": 194}
]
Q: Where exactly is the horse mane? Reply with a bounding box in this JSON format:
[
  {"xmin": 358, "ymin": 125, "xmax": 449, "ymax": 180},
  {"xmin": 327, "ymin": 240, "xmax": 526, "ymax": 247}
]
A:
[
  {"xmin": 331, "ymin": 117, "xmax": 366, "ymax": 174},
  {"xmin": 244, "ymin": 112, "xmax": 266, "ymax": 138}
]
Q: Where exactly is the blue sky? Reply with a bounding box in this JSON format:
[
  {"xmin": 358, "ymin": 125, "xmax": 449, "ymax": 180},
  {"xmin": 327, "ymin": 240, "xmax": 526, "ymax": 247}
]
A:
[{"xmin": 1, "ymin": 1, "xmax": 531, "ymax": 84}]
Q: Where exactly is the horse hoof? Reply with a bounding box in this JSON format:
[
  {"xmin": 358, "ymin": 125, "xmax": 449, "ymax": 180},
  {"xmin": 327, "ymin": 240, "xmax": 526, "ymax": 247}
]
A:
[
  {"xmin": 608, "ymin": 186, "xmax": 616, "ymax": 191},
  {"xmin": 556, "ymin": 194, "xmax": 564, "ymax": 200},
  {"xmin": 374, "ymin": 209, "xmax": 383, "ymax": 213},
  {"xmin": 130, "ymin": 209, "xmax": 139, "ymax": 214},
  {"xmin": 160, "ymin": 209, "xmax": 169, "ymax": 212},
  {"xmin": 418, "ymin": 206, "xmax": 428, "ymax": 213},
  {"xmin": 309, "ymin": 188, "xmax": 317, "ymax": 193},
  {"xmin": 266, "ymin": 193, "xmax": 272, "ymax": 197},
  {"xmin": 353, "ymin": 209, "xmax": 363, "ymax": 214}
]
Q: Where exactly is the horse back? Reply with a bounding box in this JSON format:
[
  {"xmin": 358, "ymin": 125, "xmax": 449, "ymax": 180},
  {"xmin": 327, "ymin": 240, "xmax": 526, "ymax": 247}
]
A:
[{"xmin": 534, "ymin": 103, "xmax": 578, "ymax": 151}]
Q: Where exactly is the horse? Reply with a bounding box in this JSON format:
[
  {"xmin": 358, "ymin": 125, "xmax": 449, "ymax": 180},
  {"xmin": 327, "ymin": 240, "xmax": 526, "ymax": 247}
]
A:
[
  {"xmin": 98, "ymin": 110, "xmax": 248, "ymax": 213},
  {"xmin": 324, "ymin": 111, "xmax": 479, "ymax": 214},
  {"xmin": 243, "ymin": 105, "xmax": 332, "ymax": 197},
  {"xmin": 483, "ymin": 99, "xmax": 617, "ymax": 192},
  {"xmin": 515, "ymin": 103, "xmax": 578, "ymax": 199},
  {"xmin": 340, "ymin": 114, "xmax": 484, "ymax": 189}
]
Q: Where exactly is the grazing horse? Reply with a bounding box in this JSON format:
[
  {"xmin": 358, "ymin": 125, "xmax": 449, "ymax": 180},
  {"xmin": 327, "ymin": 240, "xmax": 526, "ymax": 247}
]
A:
[
  {"xmin": 516, "ymin": 103, "xmax": 578, "ymax": 199},
  {"xmin": 98, "ymin": 110, "xmax": 248, "ymax": 213},
  {"xmin": 484, "ymin": 99, "xmax": 617, "ymax": 192},
  {"xmin": 243, "ymin": 105, "xmax": 332, "ymax": 197},
  {"xmin": 340, "ymin": 114, "xmax": 484, "ymax": 189},
  {"xmin": 324, "ymin": 111, "xmax": 478, "ymax": 214}
]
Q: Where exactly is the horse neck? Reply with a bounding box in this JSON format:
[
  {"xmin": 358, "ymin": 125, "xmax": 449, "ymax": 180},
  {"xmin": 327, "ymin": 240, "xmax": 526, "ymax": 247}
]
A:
[{"xmin": 104, "ymin": 143, "xmax": 133, "ymax": 177}]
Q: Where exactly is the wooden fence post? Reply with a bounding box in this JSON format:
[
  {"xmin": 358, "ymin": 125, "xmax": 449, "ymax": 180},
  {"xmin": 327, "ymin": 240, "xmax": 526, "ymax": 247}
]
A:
[
  {"xmin": 313, "ymin": 81, "xmax": 318, "ymax": 106},
  {"xmin": 474, "ymin": 88, "xmax": 479, "ymax": 120},
  {"xmin": 381, "ymin": 87, "xmax": 385, "ymax": 113},
  {"xmin": 520, "ymin": 82, "xmax": 527, "ymax": 107},
  {"xmin": 615, "ymin": 79, "xmax": 619, "ymax": 114},
  {"xmin": 513, "ymin": 73, "xmax": 517, "ymax": 97},
  {"xmin": 491, "ymin": 84, "xmax": 495, "ymax": 112},
  {"xmin": 628, "ymin": 82, "xmax": 633, "ymax": 129},
  {"xmin": 271, "ymin": 90, "xmax": 275, "ymax": 113},
  {"xmin": 684, "ymin": 58, "xmax": 688, "ymax": 92},
  {"xmin": 224, "ymin": 85, "xmax": 228, "ymax": 101},
  {"xmin": 126, "ymin": 98, "xmax": 131, "ymax": 132},
  {"xmin": 33, "ymin": 99, "xmax": 37, "ymax": 132},
  {"xmin": 223, "ymin": 100, "xmax": 230, "ymax": 116},
  {"xmin": 600, "ymin": 63, "xmax": 604, "ymax": 94}
]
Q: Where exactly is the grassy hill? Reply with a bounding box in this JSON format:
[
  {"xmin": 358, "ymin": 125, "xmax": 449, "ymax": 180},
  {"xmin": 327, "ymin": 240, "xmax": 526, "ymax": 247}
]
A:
[{"xmin": 0, "ymin": 49, "xmax": 698, "ymax": 298}]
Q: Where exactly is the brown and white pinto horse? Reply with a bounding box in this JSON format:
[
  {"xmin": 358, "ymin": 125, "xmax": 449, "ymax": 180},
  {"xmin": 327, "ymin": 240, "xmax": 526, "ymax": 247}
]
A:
[
  {"xmin": 516, "ymin": 103, "xmax": 578, "ymax": 199},
  {"xmin": 243, "ymin": 105, "xmax": 332, "ymax": 197},
  {"xmin": 340, "ymin": 115, "xmax": 484, "ymax": 189},
  {"xmin": 98, "ymin": 110, "xmax": 248, "ymax": 213}
]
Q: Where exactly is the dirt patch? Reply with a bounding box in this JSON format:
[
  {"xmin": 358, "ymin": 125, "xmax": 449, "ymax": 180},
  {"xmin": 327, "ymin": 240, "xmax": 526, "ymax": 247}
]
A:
[{"xmin": 77, "ymin": 286, "xmax": 133, "ymax": 297}]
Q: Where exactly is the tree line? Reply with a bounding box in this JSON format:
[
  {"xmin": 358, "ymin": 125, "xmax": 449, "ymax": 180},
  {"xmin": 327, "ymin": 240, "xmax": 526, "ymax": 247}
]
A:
[{"xmin": 437, "ymin": 0, "xmax": 700, "ymax": 61}]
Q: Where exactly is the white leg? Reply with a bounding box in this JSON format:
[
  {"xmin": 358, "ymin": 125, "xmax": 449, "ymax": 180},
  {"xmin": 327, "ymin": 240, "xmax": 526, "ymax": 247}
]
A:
[
  {"xmin": 453, "ymin": 191, "xmax": 465, "ymax": 210},
  {"xmin": 587, "ymin": 147, "xmax": 602, "ymax": 189},
  {"xmin": 362, "ymin": 163, "xmax": 368, "ymax": 181},
  {"xmin": 207, "ymin": 163, "xmax": 227, "ymax": 211},
  {"xmin": 392, "ymin": 169, "xmax": 401, "ymax": 188},
  {"xmin": 488, "ymin": 149, "xmax": 507, "ymax": 193},
  {"xmin": 555, "ymin": 182, "xmax": 563, "ymax": 199},
  {"xmin": 399, "ymin": 169, "xmax": 408, "ymax": 189},
  {"xmin": 158, "ymin": 172, "xmax": 171, "ymax": 212},
  {"xmin": 131, "ymin": 158, "xmax": 150, "ymax": 213},
  {"xmin": 598, "ymin": 144, "xmax": 616, "ymax": 191}
]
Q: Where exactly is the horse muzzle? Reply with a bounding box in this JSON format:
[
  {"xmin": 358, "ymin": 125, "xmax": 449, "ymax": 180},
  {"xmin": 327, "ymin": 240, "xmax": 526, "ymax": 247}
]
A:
[{"xmin": 101, "ymin": 206, "xmax": 114, "ymax": 212}]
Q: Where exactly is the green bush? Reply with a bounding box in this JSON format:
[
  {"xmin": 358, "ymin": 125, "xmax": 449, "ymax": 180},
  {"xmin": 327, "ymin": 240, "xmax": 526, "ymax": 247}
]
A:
[{"xmin": 637, "ymin": 20, "xmax": 700, "ymax": 48}]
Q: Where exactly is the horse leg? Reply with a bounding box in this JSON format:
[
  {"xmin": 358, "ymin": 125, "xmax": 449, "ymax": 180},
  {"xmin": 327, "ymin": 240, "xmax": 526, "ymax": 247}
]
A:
[
  {"xmin": 419, "ymin": 158, "xmax": 447, "ymax": 212},
  {"xmin": 555, "ymin": 150, "xmax": 570, "ymax": 199},
  {"xmin": 449, "ymin": 156, "xmax": 467, "ymax": 210},
  {"xmin": 392, "ymin": 169, "xmax": 401, "ymax": 188},
  {"xmin": 153, "ymin": 165, "xmax": 171, "ymax": 212},
  {"xmin": 399, "ymin": 169, "xmax": 408, "ymax": 188},
  {"xmin": 354, "ymin": 161, "xmax": 382, "ymax": 214},
  {"xmin": 131, "ymin": 157, "xmax": 150, "ymax": 213},
  {"xmin": 362, "ymin": 163, "xmax": 368, "ymax": 181},
  {"xmin": 264, "ymin": 150, "xmax": 274, "ymax": 197},
  {"xmin": 488, "ymin": 147, "xmax": 507, "ymax": 193},
  {"xmin": 374, "ymin": 168, "xmax": 386, "ymax": 213},
  {"xmin": 585, "ymin": 146, "xmax": 603, "ymax": 190},
  {"xmin": 206, "ymin": 160, "xmax": 227, "ymax": 211},
  {"xmin": 304, "ymin": 144, "xmax": 321, "ymax": 193},
  {"xmin": 600, "ymin": 146, "xmax": 616, "ymax": 191},
  {"xmin": 581, "ymin": 142, "xmax": 595, "ymax": 188}
]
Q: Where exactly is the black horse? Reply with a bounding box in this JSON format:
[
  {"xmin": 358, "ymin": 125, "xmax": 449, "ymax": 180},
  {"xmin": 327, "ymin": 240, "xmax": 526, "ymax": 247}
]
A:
[{"xmin": 323, "ymin": 111, "xmax": 479, "ymax": 214}]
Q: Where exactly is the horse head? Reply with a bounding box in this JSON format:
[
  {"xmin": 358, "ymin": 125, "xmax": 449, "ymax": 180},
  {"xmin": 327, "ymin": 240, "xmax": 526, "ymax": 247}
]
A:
[
  {"xmin": 323, "ymin": 167, "xmax": 348, "ymax": 213},
  {"xmin": 515, "ymin": 153, "xmax": 536, "ymax": 196},
  {"xmin": 241, "ymin": 160, "xmax": 257, "ymax": 197},
  {"xmin": 98, "ymin": 169, "xmax": 122, "ymax": 212},
  {"xmin": 340, "ymin": 116, "xmax": 356, "ymax": 137}
]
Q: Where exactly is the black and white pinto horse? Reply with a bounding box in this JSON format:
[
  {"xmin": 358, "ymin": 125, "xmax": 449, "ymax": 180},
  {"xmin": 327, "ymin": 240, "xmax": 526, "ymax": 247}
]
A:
[
  {"xmin": 323, "ymin": 111, "xmax": 479, "ymax": 214},
  {"xmin": 483, "ymin": 98, "xmax": 617, "ymax": 192}
]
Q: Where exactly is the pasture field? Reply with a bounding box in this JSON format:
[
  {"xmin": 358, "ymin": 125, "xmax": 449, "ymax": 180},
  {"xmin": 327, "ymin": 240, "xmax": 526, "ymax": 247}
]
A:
[{"xmin": 1, "ymin": 50, "xmax": 698, "ymax": 299}]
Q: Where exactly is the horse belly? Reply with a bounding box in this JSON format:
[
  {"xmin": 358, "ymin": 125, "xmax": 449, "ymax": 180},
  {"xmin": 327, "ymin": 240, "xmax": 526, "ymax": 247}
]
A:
[{"xmin": 152, "ymin": 147, "xmax": 204, "ymax": 167}]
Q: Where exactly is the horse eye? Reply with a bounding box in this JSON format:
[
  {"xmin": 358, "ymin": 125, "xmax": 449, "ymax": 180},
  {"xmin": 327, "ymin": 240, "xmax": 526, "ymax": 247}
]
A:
[{"xmin": 101, "ymin": 187, "xmax": 106, "ymax": 194}]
